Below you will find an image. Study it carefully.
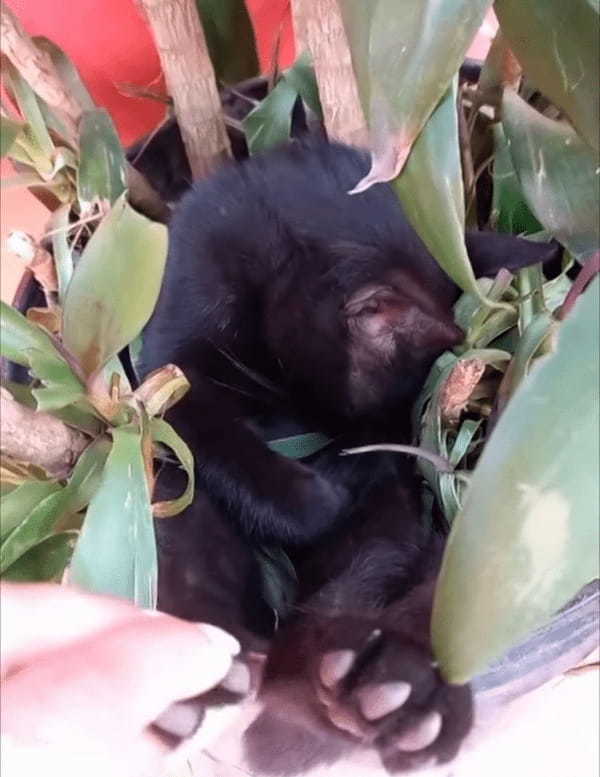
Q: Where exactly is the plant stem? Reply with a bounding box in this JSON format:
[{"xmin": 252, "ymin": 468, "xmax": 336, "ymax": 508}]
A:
[
  {"xmin": 139, "ymin": 0, "xmax": 231, "ymax": 180},
  {"xmin": 291, "ymin": 0, "xmax": 368, "ymax": 147}
]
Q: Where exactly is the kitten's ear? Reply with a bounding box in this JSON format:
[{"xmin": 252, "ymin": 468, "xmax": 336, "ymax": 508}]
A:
[{"xmin": 465, "ymin": 231, "xmax": 562, "ymax": 279}]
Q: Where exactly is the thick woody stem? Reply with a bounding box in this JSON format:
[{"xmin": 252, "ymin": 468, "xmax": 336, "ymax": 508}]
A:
[
  {"xmin": 291, "ymin": 0, "xmax": 368, "ymax": 148},
  {"xmin": 0, "ymin": 388, "xmax": 88, "ymax": 479},
  {"xmin": 140, "ymin": 0, "xmax": 232, "ymax": 180}
]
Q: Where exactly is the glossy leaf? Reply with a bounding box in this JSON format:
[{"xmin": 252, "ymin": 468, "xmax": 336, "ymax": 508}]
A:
[
  {"xmin": 392, "ymin": 81, "xmax": 481, "ymax": 296},
  {"xmin": 432, "ymin": 278, "xmax": 600, "ymax": 683},
  {"xmin": 62, "ymin": 195, "xmax": 168, "ymax": 376},
  {"xmin": 77, "ymin": 108, "xmax": 127, "ymax": 211},
  {"xmin": 1, "ymin": 116, "xmax": 24, "ymax": 157},
  {"xmin": 196, "ymin": 0, "xmax": 258, "ymax": 84},
  {"xmin": 495, "ymin": 0, "xmax": 599, "ymax": 152},
  {"xmin": 2, "ymin": 531, "xmax": 77, "ymax": 582},
  {"xmin": 337, "ymin": 0, "xmax": 491, "ymax": 190},
  {"xmin": 70, "ymin": 426, "xmax": 157, "ymax": 607},
  {"xmin": 150, "ymin": 418, "xmax": 195, "ymax": 518},
  {"xmin": 502, "ymin": 91, "xmax": 599, "ymax": 262}
]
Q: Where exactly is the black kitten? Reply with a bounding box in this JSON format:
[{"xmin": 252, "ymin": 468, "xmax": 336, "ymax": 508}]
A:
[{"xmin": 141, "ymin": 138, "xmax": 558, "ymax": 771}]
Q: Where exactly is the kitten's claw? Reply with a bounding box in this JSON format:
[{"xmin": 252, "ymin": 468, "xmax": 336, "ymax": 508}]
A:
[
  {"xmin": 356, "ymin": 681, "xmax": 412, "ymax": 721},
  {"xmin": 319, "ymin": 649, "xmax": 356, "ymax": 688},
  {"xmin": 394, "ymin": 711, "xmax": 443, "ymax": 752}
]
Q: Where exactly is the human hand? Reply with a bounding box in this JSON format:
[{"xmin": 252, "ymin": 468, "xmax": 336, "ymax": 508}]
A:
[{"xmin": 0, "ymin": 582, "xmax": 240, "ymax": 777}]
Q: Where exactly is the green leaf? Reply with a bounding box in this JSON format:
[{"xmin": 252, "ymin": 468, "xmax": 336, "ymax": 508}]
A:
[
  {"xmin": 392, "ymin": 81, "xmax": 482, "ymax": 296},
  {"xmin": 62, "ymin": 436, "xmax": 112, "ymax": 514},
  {"xmin": 243, "ymin": 77, "xmax": 298, "ymax": 154},
  {"xmin": 502, "ymin": 91, "xmax": 600, "ymax": 262},
  {"xmin": 1, "ymin": 116, "xmax": 25, "ymax": 157},
  {"xmin": 1, "ymin": 302, "xmax": 84, "ymax": 408},
  {"xmin": 432, "ymin": 277, "xmax": 600, "ymax": 683},
  {"xmin": 501, "ymin": 312, "xmax": 555, "ymax": 401},
  {"xmin": 243, "ymin": 55, "xmax": 322, "ymax": 154},
  {"xmin": 150, "ymin": 418, "xmax": 195, "ymax": 518},
  {"xmin": 2, "ymin": 531, "xmax": 77, "ymax": 582},
  {"xmin": 195, "ymin": 0, "xmax": 259, "ymax": 84},
  {"xmin": 495, "ymin": 0, "xmax": 599, "ymax": 152},
  {"xmin": 338, "ymin": 0, "xmax": 491, "ymax": 189},
  {"xmin": 62, "ymin": 195, "xmax": 168, "ymax": 376},
  {"xmin": 283, "ymin": 52, "xmax": 323, "ymax": 120},
  {"xmin": 77, "ymin": 109, "xmax": 127, "ymax": 211},
  {"xmin": 268, "ymin": 432, "xmax": 332, "ymax": 460},
  {"xmin": 0, "ymin": 488, "xmax": 68, "ymax": 573},
  {"xmin": 0, "ymin": 480, "xmax": 62, "ymax": 540},
  {"xmin": 491, "ymin": 124, "xmax": 543, "ymax": 236},
  {"xmin": 448, "ymin": 418, "xmax": 483, "ymax": 469},
  {"xmin": 49, "ymin": 204, "xmax": 74, "ymax": 303},
  {"xmin": 70, "ymin": 426, "xmax": 157, "ymax": 608}
]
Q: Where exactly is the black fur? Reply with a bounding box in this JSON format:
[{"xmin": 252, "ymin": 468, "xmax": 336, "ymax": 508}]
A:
[{"xmin": 140, "ymin": 139, "xmax": 559, "ymax": 771}]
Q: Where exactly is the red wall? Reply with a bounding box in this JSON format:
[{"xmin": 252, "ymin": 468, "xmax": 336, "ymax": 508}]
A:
[{"xmin": 5, "ymin": 0, "xmax": 294, "ymax": 146}]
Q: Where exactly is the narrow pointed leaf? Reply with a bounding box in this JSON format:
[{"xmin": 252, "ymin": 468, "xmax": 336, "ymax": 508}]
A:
[
  {"xmin": 432, "ymin": 278, "xmax": 600, "ymax": 683},
  {"xmin": 495, "ymin": 0, "xmax": 599, "ymax": 152},
  {"xmin": 338, "ymin": 0, "xmax": 491, "ymax": 189},
  {"xmin": 502, "ymin": 91, "xmax": 599, "ymax": 262},
  {"xmin": 62, "ymin": 195, "xmax": 168, "ymax": 376},
  {"xmin": 70, "ymin": 426, "xmax": 157, "ymax": 607}
]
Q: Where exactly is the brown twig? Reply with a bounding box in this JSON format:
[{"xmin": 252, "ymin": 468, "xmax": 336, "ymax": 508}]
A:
[
  {"xmin": 290, "ymin": 0, "xmax": 368, "ymax": 147},
  {"xmin": 0, "ymin": 388, "xmax": 88, "ymax": 479},
  {"xmin": 139, "ymin": 0, "xmax": 231, "ymax": 180}
]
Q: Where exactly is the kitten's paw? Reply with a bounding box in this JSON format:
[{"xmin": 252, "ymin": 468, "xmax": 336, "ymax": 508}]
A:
[{"xmin": 311, "ymin": 617, "xmax": 472, "ymax": 772}]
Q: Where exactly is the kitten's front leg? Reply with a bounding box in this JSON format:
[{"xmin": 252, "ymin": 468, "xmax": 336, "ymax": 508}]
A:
[{"xmin": 164, "ymin": 380, "xmax": 350, "ymax": 546}]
